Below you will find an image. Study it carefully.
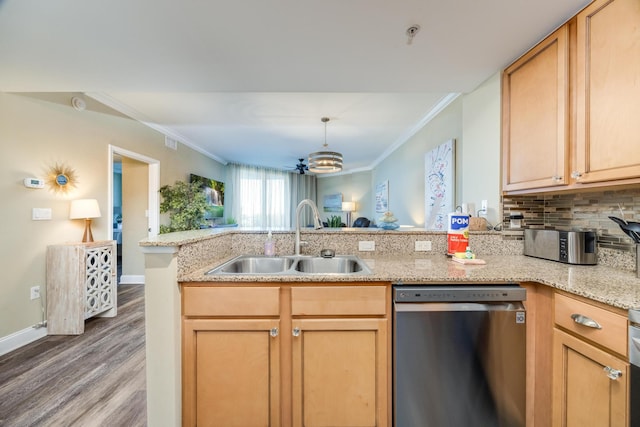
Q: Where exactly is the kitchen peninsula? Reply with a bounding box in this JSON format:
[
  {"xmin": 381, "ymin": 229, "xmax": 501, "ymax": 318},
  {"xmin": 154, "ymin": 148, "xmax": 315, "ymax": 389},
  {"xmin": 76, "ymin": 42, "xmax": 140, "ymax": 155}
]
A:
[{"xmin": 140, "ymin": 228, "xmax": 640, "ymax": 426}]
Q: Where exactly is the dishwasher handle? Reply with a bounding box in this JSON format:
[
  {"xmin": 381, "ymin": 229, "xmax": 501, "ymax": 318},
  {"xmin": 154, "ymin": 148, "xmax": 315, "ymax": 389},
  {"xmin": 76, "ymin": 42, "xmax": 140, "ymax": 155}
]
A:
[{"xmin": 394, "ymin": 301, "xmax": 525, "ymax": 312}]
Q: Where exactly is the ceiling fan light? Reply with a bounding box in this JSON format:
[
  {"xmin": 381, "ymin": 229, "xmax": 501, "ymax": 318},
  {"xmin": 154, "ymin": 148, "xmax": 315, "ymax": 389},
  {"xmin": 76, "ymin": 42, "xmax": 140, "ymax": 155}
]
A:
[
  {"xmin": 308, "ymin": 151, "xmax": 343, "ymax": 173},
  {"xmin": 308, "ymin": 117, "xmax": 343, "ymax": 173}
]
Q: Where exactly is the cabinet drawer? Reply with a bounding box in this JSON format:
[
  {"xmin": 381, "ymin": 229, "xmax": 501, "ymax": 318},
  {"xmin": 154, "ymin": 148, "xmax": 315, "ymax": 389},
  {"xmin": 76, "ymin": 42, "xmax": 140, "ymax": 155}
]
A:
[
  {"xmin": 554, "ymin": 293, "xmax": 627, "ymax": 356},
  {"xmin": 183, "ymin": 286, "xmax": 280, "ymax": 317},
  {"xmin": 291, "ymin": 286, "xmax": 387, "ymax": 316}
]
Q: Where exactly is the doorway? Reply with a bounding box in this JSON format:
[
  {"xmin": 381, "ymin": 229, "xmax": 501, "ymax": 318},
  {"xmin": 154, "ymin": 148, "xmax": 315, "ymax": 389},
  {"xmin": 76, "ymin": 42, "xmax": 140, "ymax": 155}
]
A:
[{"xmin": 108, "ymin": 146, "xmax": 160, "ymax": 285}]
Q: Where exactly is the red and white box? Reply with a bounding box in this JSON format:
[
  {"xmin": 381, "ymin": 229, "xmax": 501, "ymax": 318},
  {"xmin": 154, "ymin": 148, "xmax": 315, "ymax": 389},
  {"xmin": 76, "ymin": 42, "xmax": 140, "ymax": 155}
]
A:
[{"xmin": 447, "ymin": 213, "xmax": 470, "ymax": 255}]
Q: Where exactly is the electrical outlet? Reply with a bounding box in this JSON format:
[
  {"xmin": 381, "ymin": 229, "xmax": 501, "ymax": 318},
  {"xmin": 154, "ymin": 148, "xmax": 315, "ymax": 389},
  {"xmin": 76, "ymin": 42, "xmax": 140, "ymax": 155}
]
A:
[
  {"xmin": 30, "ymin": 286, "xmax": 40, "ymax": 300},
  {"xmin": 358, "ymin": 241, "xmax": 375, "ymax": 251},
  {"xmin": 479, "ymin": 199, "xmax": 488, "ymax": 217},
  {"xmin": 415, "ymin": 241, "xmax": 432, "ymax": 251}
]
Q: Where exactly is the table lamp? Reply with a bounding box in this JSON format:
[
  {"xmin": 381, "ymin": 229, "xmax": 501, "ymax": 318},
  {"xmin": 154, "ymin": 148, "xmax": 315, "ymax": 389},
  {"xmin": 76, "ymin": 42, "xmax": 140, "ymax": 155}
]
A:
[
  {"xmin": 70, "ymin": 199, "xmax": 101, "ymax": 242},
  {"xmin": 342, "ymin": 201, "xmax": 356, "ymax": 227}
]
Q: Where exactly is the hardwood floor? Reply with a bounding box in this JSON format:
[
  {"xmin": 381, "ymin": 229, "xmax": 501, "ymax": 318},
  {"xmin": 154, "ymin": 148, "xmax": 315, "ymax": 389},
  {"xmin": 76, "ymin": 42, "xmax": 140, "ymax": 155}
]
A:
[{"xmin": 0, "ymin": 284, "xmax": 146, "ymax": 426}]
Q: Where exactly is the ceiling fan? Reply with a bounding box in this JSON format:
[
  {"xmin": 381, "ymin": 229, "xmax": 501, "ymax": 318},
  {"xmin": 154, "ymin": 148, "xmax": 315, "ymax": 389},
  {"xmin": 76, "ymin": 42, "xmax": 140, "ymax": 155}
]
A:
[{"xmin": 291, "ymin": 158, "xmax": 309, "ymax": 175}]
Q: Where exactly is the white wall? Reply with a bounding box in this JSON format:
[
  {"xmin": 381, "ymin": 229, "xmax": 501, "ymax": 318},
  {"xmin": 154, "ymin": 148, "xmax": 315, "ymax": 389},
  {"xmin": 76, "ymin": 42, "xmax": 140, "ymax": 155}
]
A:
[
  {"xmin": 460, "ymin": 72, "xmax": 502, "ymax": 225},
  {"xmin": 317, "ymin": 73, "xmax": 502, "ymax": 228},
  {"xmin": 0, "ymin": 92, "xmax": 225, "ymax": 342},
  {"xmin": 373, "ymin": 97, "xmax": 464, "ymax": 226},
  {"xmin": 316, "ymin": 170, "xmax": 373, "ymax": 226}
]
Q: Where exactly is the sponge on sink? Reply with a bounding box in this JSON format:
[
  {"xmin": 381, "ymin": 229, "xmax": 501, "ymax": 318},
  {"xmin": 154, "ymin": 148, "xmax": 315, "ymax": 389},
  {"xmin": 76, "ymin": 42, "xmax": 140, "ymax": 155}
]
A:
[{"xmin": 453, "ymin": 251, "xmax": 475, "ymax": 259}]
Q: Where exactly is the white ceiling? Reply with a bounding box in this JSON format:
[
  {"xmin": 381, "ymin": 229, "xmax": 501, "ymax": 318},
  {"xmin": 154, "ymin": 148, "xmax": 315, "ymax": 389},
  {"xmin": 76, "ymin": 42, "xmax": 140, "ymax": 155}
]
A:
[{"xmin": 0, "ymin": 0, "xmax": 590, "ymax": 173}]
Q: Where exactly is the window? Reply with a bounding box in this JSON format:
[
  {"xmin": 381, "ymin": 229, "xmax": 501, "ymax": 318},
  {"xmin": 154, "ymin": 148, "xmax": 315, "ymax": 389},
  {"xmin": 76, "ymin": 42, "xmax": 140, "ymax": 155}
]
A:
[{"xmin": 229, "ymin": 164, "xmax": 292, "ymax": 228}]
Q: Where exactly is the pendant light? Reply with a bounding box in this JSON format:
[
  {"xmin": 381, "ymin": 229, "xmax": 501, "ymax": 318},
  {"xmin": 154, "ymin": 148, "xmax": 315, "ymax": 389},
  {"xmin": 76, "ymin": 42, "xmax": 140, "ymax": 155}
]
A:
[{"xmin": 308, "ymin": 117, "xmax": 343, "ymax": 173}]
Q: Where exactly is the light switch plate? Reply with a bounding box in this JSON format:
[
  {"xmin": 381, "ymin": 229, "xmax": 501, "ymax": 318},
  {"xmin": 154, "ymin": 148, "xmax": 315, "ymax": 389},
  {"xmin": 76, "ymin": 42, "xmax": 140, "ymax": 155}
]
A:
[
  {"xmin": 32, "ymin": 208, "xmax": 52, "ymax": 220},
  {"xmin": 415, "ymin": 241, "xmax": 432, "ymax": 251},
  {"xmin": 358, "ymin": 241, "xmax": 375, "ymax": 251}
]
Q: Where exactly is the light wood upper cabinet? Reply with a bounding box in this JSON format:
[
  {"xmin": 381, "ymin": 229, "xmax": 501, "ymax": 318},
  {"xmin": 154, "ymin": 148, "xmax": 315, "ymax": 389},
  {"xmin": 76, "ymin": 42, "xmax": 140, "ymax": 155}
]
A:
[
  {"xmin": 503, "ymin": 0, "xmax": 640, "ymax": 194},
  {"xmin": 573, "ymin": 0, "xmax": 640, "ymax": 184},
  {"xmin": 502, "ymin": 25, "xmax": 570, "ymax": 192}
]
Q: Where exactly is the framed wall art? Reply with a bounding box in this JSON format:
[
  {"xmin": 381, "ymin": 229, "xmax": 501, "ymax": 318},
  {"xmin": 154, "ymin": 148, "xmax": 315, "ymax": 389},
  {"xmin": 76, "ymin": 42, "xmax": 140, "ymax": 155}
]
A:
[
  {"xmin": 190, "ymin": 173, "xmax": 225, "ymax": 221},
  {"xmin": 424, "ymin": 139, "xmax": 455, "ymax": 230},
  {"xmin": 323, "ymin": 193, "xmax": 343, "ymax": 212},
  {"xmin": 375, "ymin": 180, "xmax": 389, "ymax": 213}
]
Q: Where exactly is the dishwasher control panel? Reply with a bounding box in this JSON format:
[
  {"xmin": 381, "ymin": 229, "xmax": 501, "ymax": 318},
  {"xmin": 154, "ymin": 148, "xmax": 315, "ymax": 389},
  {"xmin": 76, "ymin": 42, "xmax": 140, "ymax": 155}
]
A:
[{"xmin": 394, "ymin": 285, "xmax": 526, "ymax": 302}]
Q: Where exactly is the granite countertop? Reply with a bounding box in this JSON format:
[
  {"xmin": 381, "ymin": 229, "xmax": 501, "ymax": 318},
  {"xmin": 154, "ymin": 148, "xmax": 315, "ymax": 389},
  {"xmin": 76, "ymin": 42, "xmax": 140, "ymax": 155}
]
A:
[{"xmin": 182, "ymin": 254, "xmax": 640, "ymax": 310}]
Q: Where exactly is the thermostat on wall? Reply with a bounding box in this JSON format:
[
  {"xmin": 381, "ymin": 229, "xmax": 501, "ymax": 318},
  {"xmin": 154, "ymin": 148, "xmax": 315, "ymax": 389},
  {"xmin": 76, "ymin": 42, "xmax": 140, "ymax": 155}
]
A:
[{"xmin": 24, "ymin": 178, "xmax": 45, "ymax": 189}]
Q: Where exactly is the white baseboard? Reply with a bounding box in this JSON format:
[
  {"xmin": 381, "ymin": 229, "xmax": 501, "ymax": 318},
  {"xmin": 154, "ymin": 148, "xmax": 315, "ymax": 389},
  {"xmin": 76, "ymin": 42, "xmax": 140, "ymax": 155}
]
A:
[
  {"xmin": 0, "ymin": 326, "xmax": 48, "ymax": 356},
  {"xmin": 119, "ymin": 274, "xmax": 145, "ymax": 285}
]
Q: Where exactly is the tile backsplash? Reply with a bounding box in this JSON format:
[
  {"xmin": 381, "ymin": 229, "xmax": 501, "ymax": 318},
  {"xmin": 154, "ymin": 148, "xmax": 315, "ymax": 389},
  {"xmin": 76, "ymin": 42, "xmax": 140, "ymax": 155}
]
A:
[{"xmin": 502, "ymin": 187, "xmax": 640, "ymax": 254}]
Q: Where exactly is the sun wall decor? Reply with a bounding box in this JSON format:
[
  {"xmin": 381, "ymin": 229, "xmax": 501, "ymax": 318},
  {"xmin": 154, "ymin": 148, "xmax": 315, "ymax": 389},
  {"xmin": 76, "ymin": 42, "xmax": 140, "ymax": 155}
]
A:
[{"xmin": 46, "ymin": 162, "xmax": 78, "ymax": 194}]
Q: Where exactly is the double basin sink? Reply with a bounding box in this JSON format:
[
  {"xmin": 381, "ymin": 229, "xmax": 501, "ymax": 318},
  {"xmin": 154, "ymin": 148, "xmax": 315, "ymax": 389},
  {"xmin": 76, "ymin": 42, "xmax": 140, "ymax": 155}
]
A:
[{"xmin": 207, "ymin": 254, "xmax": 372, "ymax": 276}]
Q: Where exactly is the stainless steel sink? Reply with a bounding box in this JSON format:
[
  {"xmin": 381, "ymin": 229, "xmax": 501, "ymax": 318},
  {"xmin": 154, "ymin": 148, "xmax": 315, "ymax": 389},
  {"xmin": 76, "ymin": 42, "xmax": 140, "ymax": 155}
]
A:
[
  {"xmin": 293, "ymin": 256, "xmax": 371, "ymax": 274},
  {"xmin": 206, "ymin": 254, "xmax": 371, "ymax": 275},
  {"xmin": 207, "ymin": 255, "xmax": 295, "ymax": 274}
]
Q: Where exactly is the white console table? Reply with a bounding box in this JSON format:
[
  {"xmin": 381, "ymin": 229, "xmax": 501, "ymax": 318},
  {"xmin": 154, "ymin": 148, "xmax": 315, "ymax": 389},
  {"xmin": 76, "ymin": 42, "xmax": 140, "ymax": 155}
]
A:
[{"xmin": 46, "ymin": 240, "xmax": 117, "ymax": 335}]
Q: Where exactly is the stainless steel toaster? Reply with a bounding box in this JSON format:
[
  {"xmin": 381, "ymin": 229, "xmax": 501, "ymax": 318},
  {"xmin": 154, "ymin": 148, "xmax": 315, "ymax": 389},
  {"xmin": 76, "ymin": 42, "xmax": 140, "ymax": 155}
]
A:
[{"xmin": 524, "ymin": 229, "xmax": 597, "ymax": 265}]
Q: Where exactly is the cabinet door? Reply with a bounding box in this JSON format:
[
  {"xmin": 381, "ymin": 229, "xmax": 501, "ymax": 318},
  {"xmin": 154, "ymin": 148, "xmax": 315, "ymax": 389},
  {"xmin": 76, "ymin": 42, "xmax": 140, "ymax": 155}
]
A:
[
  {"xmin": 574, "ymin": 0, "xmax": 640, "ymax": 183},
  {"xmin": 182, "ymin": 318, "xmax": 281, "ymax": 427},
  {"xmin": 291, "ymin": 318, "xmax": 388, "ymax": 427},
  {"xmin": 85, "ymin": 243, "xmax": 117, "ymax": 318},
  {"xmin": 553, "ymin": 328, "xmax": 629, "ymax": 427},
  {"xmin": 502, "ymin": 25, "xmax": 569, "ymax": 192}
]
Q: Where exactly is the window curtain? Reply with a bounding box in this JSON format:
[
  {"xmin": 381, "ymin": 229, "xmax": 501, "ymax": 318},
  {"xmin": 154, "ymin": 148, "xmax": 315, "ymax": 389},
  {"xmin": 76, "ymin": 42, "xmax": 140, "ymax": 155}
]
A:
[
  {"xmin": 227, "ymin": 164, "xmax": 293, "ymax": 229},
  {"xmin": 289, "ymin": 172, "xmax": 317, "ymax": 228}
]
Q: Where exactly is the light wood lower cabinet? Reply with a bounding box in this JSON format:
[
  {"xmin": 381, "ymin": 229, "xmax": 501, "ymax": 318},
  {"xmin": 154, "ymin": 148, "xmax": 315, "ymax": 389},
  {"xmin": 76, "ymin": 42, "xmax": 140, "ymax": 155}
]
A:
[
  {"xmin": 291, "ymin": 318, "xmax": 387, "ymax": 427},
  {"xmin": 552, "ymin": 293, "xmax": 630, "ymax": 427},
  {"xmin": 181, "ymin": 284, "xmax": 390, "ymax": 427},
  {"xmin": 183, "ymin": 318, "xmax": 281, "ymax": 427},
  {"xmin": 553, "ymin": 329, "xmax": 629, "ymax": 426}
]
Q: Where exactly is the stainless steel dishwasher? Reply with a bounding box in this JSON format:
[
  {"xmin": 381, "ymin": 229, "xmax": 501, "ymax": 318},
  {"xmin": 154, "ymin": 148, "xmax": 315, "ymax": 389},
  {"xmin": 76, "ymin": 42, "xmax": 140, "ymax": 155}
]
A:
[{"xmin": 393, "ymin": 284, "xmax": 526, "ymax": 427}]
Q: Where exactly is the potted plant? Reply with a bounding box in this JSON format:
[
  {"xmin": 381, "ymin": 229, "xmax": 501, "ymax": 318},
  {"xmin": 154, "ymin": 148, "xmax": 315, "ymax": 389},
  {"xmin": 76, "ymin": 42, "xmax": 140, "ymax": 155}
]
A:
[
  {"xmin": 159, "ymin": 180, "xmax": 212, "ymax": 233},
  {"xmin": 326, "ymin": 214, "xmax": 344, "ymax": 228}
]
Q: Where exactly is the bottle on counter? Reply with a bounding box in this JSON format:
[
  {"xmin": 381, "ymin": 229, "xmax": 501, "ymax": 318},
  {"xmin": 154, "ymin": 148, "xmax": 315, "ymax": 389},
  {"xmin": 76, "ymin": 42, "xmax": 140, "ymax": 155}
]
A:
[
  {"xmin": 465, "ymin": 246, "xmax": 473, "ymax": 259},
  {"xmin": 264, "ymin": 230, "xmax": 275, "ymax": 256}
]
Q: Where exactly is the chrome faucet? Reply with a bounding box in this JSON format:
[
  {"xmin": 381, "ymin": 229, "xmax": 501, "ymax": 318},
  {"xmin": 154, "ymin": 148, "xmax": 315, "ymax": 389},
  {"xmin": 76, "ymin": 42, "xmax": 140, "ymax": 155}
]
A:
[{"xmin": 295, "ymin": 199, "xmax": 323, "ymax": 255}]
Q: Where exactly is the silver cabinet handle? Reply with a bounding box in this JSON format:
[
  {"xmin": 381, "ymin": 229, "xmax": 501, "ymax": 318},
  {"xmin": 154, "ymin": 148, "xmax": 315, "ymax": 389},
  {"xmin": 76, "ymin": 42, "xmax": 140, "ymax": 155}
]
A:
[
  {"xmin": 571, "ymin": 313, "xmax": 602, "ymax": 329},
  {"xmin": 552, "ymin": 175, "xmax": 563, "ymax": 182},
  {"xmin": 571, "ymin": 171, "xmax": 583, "ymax": 179},
  {"xmin": 604, "ymin": 366, "xmax": 622, "ymax": 380},
  {"xmin": 292, "ymin": 327, "xmax": 301, "ymax": 337},
  {"xmin": 270, "ymin": 327, "xmax": 278, "ymax": 338}
]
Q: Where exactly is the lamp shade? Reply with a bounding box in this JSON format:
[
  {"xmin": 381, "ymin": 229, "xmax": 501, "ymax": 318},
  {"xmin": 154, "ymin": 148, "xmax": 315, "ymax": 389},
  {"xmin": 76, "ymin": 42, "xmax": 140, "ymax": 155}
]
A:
[
  {"xmin": 69, "ymin": 199, "xmax": 101, "ymax": 219},
  {"xmin": 342, "ymin": 201, "xmax": 356, "ymax": 212}
]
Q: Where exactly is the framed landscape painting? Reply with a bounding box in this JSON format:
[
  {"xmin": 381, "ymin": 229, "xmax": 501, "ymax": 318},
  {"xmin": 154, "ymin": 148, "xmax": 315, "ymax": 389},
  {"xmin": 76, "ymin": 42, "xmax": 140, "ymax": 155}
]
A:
[
  {"xmin": 323, "ymin": 193, "xmax": 343, "ymax": 212},
  {"xmin": 190, "ymin": 174, "xmax": 225, "ymax": 220}
]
